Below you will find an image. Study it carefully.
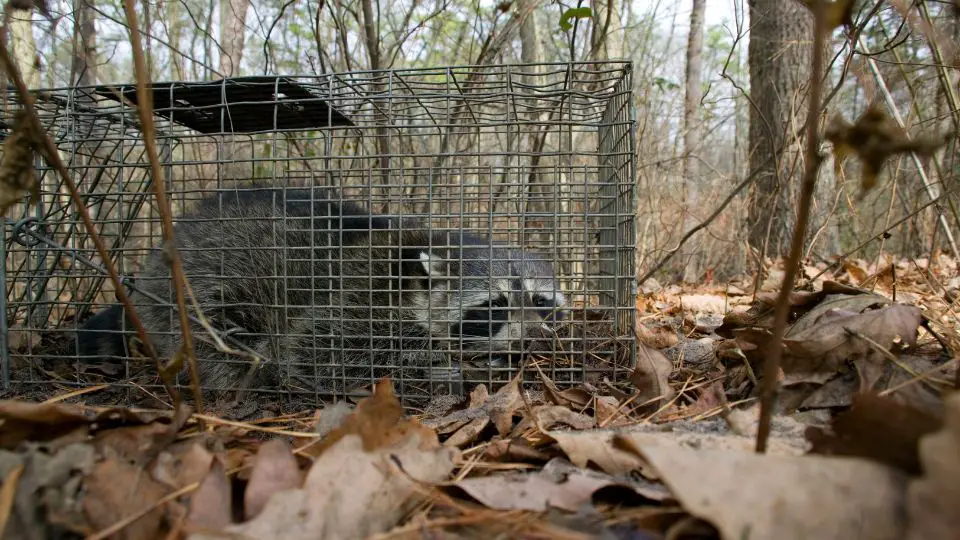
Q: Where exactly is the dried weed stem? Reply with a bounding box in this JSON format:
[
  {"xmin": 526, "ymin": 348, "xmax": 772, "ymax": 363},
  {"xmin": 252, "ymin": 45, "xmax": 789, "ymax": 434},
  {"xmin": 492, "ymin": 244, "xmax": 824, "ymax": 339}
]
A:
[
  {"xmin": 0, "ymin": 2, "xmax": 179, "ymax": 403},
  {"xmin": 121, "ymin": 0, "xmax": 204, "ymax": 416}
]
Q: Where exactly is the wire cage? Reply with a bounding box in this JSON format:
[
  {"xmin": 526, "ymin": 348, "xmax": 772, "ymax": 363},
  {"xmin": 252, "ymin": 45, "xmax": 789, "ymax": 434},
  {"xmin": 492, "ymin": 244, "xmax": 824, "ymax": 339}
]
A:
[{"xmin": 1, "ymin": 61, "xmax": 636, "ymax": 408}]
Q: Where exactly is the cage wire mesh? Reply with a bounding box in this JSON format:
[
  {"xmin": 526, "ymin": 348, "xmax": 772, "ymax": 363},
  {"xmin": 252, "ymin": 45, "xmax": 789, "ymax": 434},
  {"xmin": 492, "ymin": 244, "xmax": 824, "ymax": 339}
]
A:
[{"xmin": 1, "ymin": 62, "xmax": 636, "ymax": 407}]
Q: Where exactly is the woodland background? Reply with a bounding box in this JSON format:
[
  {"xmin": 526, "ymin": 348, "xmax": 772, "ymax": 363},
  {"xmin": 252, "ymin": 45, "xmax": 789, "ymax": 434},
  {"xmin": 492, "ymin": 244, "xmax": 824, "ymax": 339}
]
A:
[{"xmin": 4, "ymin": 0, "xmax": 959, "ymax": 286}]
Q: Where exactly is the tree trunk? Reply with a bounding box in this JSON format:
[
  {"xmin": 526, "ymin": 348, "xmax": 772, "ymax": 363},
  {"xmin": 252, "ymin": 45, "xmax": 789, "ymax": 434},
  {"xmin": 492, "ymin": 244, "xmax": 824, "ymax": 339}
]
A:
[
  {"xmin": 218, "ymin": 0, "xmax": 249, "ymax": 76},
  {"xmin": 681, "ymin": 0, "xmax": 706, "ymax": 283},
  {"xmin": 746, "ymin": 0, "xmax": 813, "ymax": 258},
  {"xmin": 72, "ymin": 0, "xmax": 97, "ymax": 85},
  {"xmin": 590, "ymin": 0, "xmax": 623, "ymax": 60},
  {"xmin": 167, "ymin": 0, "xmax": 183, "ymax": 78},
  {"xmin": 360, "ymin": 0, "xmax": 390, "ymax": 201},
  {"xmin": 9, "ymin": 12, "xmax": 38, "ymax": 88}
]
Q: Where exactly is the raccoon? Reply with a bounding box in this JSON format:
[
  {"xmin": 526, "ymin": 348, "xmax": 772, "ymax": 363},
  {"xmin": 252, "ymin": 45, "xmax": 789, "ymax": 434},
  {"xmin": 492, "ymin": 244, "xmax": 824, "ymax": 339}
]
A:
[{"xmin": 76, "ymin": 185, "xmax": 567, "ymax": 396}]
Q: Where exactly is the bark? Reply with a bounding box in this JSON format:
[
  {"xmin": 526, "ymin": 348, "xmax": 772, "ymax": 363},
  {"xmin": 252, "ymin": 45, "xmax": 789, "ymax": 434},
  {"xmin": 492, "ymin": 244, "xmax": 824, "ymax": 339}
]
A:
[
  {"xmin": 746, "ymin": 0, "xmax": 813, "ymax": 257},
  {"xmin": 167, "ymin": 0, "xmax": 183, "ymax": 78},
  {"xmin": 9, "ymin": 12, "xmax": 37, "ymax": 88},
  {"xmin": 360, "ymin": 0, "xmax": 389, "ymax": 198},
  {"xmin": 219, "ymin": 0, "xmax": 250, "ymax": 76},
  {"xmin": 72, "ymin": 0, "xmax": 97, "ymax": 85},
  {"xmin": 590, "ymin": 0, "xmax": 623, "ymax": 60},
  {"xmin": 681, "ymin": 0, "xmax": 706, "ymax": 283}
]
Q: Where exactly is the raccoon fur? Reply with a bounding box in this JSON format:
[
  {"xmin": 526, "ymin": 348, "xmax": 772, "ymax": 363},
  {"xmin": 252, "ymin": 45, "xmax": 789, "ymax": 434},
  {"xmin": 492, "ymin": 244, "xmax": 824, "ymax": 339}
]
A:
[{"xmin": 76, "ymin": 185, "xmax": 567, "ymax": 396}]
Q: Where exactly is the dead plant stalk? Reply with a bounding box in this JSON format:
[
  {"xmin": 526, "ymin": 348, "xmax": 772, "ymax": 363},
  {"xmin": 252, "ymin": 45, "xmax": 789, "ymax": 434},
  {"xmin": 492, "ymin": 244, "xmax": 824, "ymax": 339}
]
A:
[
  {"xmin": 755, "ymin": 0, "xmax": 828, "ymax": 453},
  {"xmin": 0, "ymin": 2, "xmax": 179, "ymax": 403},
  {"xmin": 121, "ymin": 0, "xmax": 204, "ymax": 417}
]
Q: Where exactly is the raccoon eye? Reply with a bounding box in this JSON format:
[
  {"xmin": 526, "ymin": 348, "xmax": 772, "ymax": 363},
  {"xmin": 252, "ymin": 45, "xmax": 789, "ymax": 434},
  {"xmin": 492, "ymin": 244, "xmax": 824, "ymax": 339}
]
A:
[
  {"xmin": 531, "ymin": 295, "xmax": 550, "ymax": 308},
  {"xmin": 490, "ymin": 295, "xmax": 509, "ymax": 309}
]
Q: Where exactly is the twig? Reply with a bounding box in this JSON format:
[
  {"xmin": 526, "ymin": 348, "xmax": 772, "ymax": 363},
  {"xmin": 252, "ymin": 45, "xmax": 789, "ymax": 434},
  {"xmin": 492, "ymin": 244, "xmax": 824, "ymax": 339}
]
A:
[
  {"xmin": 0, "ymin": 2, "xmax": 178, "ymax": 403},
  {"xmin": 805, "ymin": 188, "xmax": 955, "ymax": 284},
  {"xmin": 756, "ymin": 0, "xmax": 828, "ymax": 453},
  {"xmin": 121, "ymin": 0, "xmax": 203, "ymax": 417}
]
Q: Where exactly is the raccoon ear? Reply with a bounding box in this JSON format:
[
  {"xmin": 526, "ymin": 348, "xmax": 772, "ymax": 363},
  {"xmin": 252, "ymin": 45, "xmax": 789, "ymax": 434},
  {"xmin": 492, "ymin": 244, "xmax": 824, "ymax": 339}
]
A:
[{"xmin": 418, "ymin": 251, "xmax": 448, "ymax": 277}]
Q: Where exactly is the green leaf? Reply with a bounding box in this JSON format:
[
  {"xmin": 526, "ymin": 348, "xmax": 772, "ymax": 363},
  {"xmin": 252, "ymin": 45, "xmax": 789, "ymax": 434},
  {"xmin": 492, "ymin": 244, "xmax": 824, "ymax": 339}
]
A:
[{"xmin": 559, "ymin": 7, "xmax": 592, "ymax": 31}]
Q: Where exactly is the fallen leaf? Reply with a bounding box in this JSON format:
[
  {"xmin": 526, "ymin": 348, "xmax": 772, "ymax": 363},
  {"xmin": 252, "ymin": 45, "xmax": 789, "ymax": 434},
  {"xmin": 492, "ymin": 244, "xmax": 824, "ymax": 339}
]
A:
[
  {"xmin": 511, "ymin": 405, "xmax": 596, "ymax": 436},
  {"xmin": 546, "ymin": 430, "xmax": 644, "ymax": 475},
  {"xmin": 193, "ymin": 422, "xmax": 457, "ymax": 540},
  {"xmin": 0, "ymin": 400, "xmax": 91, "ymax": 450},
  {"xmin": 0, "ymin": 443, "xmax": 94, "ymax": 539},
  {"xmin": 678, "ymin": 294, "xmax": 728, "ymax": 314},
  {"xmin": 806, "ymin": 392, "xmax": 942, "ymax": 475},
  {"xmin": 83, "ymin": 457, "xmax": 171, "ymax": 540},
  {"xmin": 452, "ymin": 457, "xmax": 666, "ymax": 512},
  {"xmin": 422, "ymin": 377, "xmax": 525, "ymax": 447},
  {"xmin": 594, "ymin": 396, "xmax": 622, "ymax": 425},
  {"xmin": 637, "ymin": 444, "xmax": 908, "ymax": 540},
  {"xmin": 301, "ymin": 378, "xmax": 436, "ymax": 458},
  {"xmin": 631, "ymin": 345, "xmax": 674, "ymax": 407},
  {"xmin": 635, "ymin": 323, "xmax": 678, "ymax": 349},
  {"xmin": 483, "ymin": 438, "xmax": 553, "ymax": 462},
  {"xmin": 312, "ymin": 401, "xmax": 354, "ymax": 438},
  {"xmin": 244, "ymin": 439, "xmax": 303, "ymax": 520},
  {"xmin": 187, "ymin": 457, "xmax": 232, "ymax": 531},
  {"xmin": 785, "ymin": 292, "xmax": 890, "ymax": 336},
  {"xmin": 92, "ymin": 404, "xmax": 191, "ymax": 467},
  {"xmin": 783, "ymin": 304, "xmax": 923, "ymax": 387},
  {"xmin": 906, "ymin": 391, "xmax": 960, "ymax": 540}
]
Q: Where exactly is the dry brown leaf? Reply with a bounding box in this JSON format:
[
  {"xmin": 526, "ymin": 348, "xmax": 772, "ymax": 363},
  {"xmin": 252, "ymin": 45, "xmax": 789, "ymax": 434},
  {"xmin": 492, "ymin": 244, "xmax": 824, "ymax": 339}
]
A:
[
  {"xmin": 826, "ymin": 104, "xmax": 951, "ymax": 193},
  {"xmin": 636, "ymin": 444, "xmax": 908, "ymax": 540},
  {"xmin": 0, "ymin": 443, "xmax": 95, "ymax": 539},
  {"xmin": 806, "ymin": 392, "xmax": 941, "ymax": 475},
  {"xmin": 542, "ymin": 379, "xmax": 593, "ymax": 410},
  {"xmin": 152, "ymin": 441, "xmax": 216, "ymax": 491},
  {"xmin": 244, "ymin": 439, "xmax": 303, "ymax": 521},
  {"xmin": 631, "ymin": 345, "xmax": 674, "ymax": 407},
  {"xmin": 785, "ymin": 292, "xmax": 890, "ymax": 337},
  {"xmin": 842, "ymin": 260, "xmax": 869, "ymax": 284},
  {"xmin": 451, "ymin": 457, "xmax": 666, "ymax": 512},
  {"xmin": 906, "ymin": 391, "xmax": 960, "ymax": 540},
  {"xmin": 594, "ymin": 396, "xmax": 622, "ymax": 425},
  {"xmin": 423, "ymin": 377, "xmax": 524, "ymax": 447},
  {"xmin": 783, "ymin": 304, "xmax": 922, "ymax": 387},
  {"xmin": 92, "ymin": 405, "xmax": 191, "ymax": 466},
  {"xmin": 83, "ymin": 457, "xmax": 171, "ymax": 540},
  {"xmin": 614, "ymin": 430, "xmax": 806, "ymax": 460},
  {"xmin": 797, "ymin": 0, "xmax": 855, "ymax": 30},
  {"xmin": 546, "ymin": 430, "xmax": 645, "ymax": 475},
  {"xmin": 189, "ymin": 378, "xmax": 458, "ymax": 540},
  {"xmin": 193, "ymin": 428, "xmax": 457, "ymax": 540},
  {"xmin": 678, "ymin": 294, "xmax": 728, "ymax": 314},
  {"xmin": 510, "ymin": 405, "xmax": 596, "ymax": 437},
  {"xmin": 483, "ymin": 437, "xmax": 553, "ymax": 462},
  {"xmin": 0, "ymin": 400, "xmax": 95, "ymax": 450},
  {"xmin": 302, "ymin": 378, "xmax": 437, "ymax": 458},
  {"xmin": 187, "ymin": 457, "xmax": 232, "ymax": 531},
  {"xmin": 659, "ymin": 380, "xmax": 726, "ymax": 422},
  {"xmin": 635, "ymin": 323, "xmax": 678, "ymax": 349}
]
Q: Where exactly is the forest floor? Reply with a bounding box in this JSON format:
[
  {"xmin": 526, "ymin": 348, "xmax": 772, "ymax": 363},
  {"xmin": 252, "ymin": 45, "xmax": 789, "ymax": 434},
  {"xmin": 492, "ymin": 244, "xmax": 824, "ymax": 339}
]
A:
[{"xmin": 0, "ymin": 254, "xmax": 958, "ymax": 539}]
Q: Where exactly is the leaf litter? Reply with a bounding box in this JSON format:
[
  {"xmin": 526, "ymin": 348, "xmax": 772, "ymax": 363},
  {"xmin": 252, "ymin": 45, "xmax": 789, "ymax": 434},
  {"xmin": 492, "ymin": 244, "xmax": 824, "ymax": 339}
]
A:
[{"xmin": 0, "ymin": 257, "xmax": 957, "ymax": 539}]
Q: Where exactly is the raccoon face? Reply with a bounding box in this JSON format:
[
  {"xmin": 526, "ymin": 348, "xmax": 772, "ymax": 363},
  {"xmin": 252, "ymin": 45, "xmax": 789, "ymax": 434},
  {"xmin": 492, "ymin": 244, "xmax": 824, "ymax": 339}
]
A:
[{"xmin": 408, "ymin": 243, "xmax": 567, "ymax": 356}]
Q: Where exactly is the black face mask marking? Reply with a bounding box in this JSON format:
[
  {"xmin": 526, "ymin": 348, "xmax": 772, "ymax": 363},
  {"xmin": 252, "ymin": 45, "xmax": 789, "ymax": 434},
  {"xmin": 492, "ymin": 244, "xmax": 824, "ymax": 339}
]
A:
[
  {"xmin": 530, "ymin": 293, "xmax": 564, "ymax": 321},
  {"xmin": 452, "ymin": 295, "xmax": 509, "ymax": 339}
]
